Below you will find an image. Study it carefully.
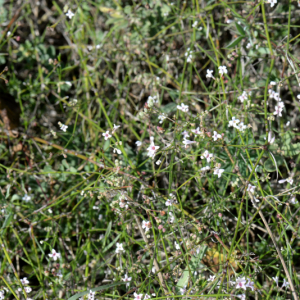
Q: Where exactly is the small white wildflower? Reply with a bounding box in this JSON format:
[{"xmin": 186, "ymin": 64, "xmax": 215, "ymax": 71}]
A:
[
  {"xmin": 278, "ymin": 177, "xmax": 293, "ymax": 185},
  {"xmin": 228, "ymin": 117, "xmax": 240, "ymax": 128},
  {"xmin": 156, "ymin": 160, "xmax": 161, "ymax": 165},
  {"xmin": 65, "ymin": 9, "xmax": 75, "ymax": 19},
  {"xmin": 267, "ymin": 0, "xmax": 277, "ymax": 8},
  {"xmin": 136, "ymin": 141, "xmax": 142, "ymax": 147},
  {"xmin": 22, "ymin": 194, "xmax": 31, "ymax": 202},
  {"xmin": 247, "ymin": 184, "xmax": 256, "ymax": 194},
  {"xmin": 142, "ymin": 220, "xmax": 151, "ymax": 233},
  {"xmin": 181, "ymin": 130, "xmax": 189, "ymax": 138},
  {"xmin": 146, "ymin": 136, "xmax": 159, "ymax": 158},
  {"xmin": 102, "ymin": 131, "xmax": 112, "ymax": 140},
  {"xmin": 158, "ymin": 113, "xmax": 167, "ymax": 123},
  {"xmin": 58, "ymin": 122, "xmax": 68, "ymax": 132},
  {"xmin": 218, "ymin": 65, "xmax": 228, "ymax": 75},
  {"xmin": 192, "ymin": 127, "xmax": 201, "ymax": 135},
  {"xmin": 122, "ymin": 274, "xmax": 132, "ymax": 287},
  {"xmin": 212, "ymin": 131, "xmax": 222, "ymax": 141},
  {"xmin": 207, "ymin": 275, "xmax": 215, "ymax": 281},
  {"xmin": 177, "ymin": 103, "xmax": 189, "ymax": 112},
  {"xmin": 115, "ymin": 243, "xmax": 124, "ymax": 254},
  {"xmin": 206, "ymin": 69, "xmax": 214, "ymax": 79},
  {"xmin": 48, "ymin": 249, "xmax": 61, "ymax": 261},
  {"xmin": 174, "ymin": 242, "xmax": 180, "ymax": 250},
  {"xmin": 272, "ymin": 276, "xmax": 279, "ymax": 287},
  {"xmin": 270, "ymin": 81, "xmax": 276, "ymax": 86},
  {"xmin": 201, "ymin": 150, "xmax": 213, "ymax": 162},
  {"xmin": 282, "ymin": 278, "xmax": 289, "ymax": 289},
  {"xmin": 214, "ymin": 168, "xmax": 224, "ymax": 178},
  {"xmin": 182, "ymin": 138, "xmax": 196, "ymax": 148}
]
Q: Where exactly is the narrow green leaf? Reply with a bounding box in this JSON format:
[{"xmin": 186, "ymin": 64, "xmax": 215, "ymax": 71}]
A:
[
  {"xmin": 226, "ymin": 36, "xmax": 244, "ymax": 49},
  {"xmin": 235, "ymin": 22, "xmax": 246, "ymax": 36}
]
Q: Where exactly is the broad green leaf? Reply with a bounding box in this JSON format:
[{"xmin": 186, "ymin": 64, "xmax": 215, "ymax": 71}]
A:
[
  {"xmin": 176, "ymin": 245, "xmax": 207, "ymax": 291},
  {"xmin": 282, "ymin": 143, "xmax": 300, "ymax": 156},
  {"xmin": 226, "ymin": 36, "xmax": 243, "ymax": 48},
  {"xmin": 68, "ymin": 282, "xmax": 125, "ymax": 300},
  {"xmin": 235, "ymin": 22, "xmax": 245, "ymax": 36}
]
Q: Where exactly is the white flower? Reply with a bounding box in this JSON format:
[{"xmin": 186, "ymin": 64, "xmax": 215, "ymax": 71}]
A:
[
  {"xmin": 115, "ymin": 243, "xmax": 124, "ymax": 254},
  {"xmin": 274, "ymin": 92, "xmax": 281, "ymax": 101},
  {"xmin": 113, "ymin": 124, "xmax": 120, "ymax": 131},
  {"xmin": 279, "ymin": 177, "xmax": 293, "ymax": 185},
  {"xmin": 147, "ymin": 137, "xmax": 159, "ymax": 158},
  {"xmin": 192, "ymin": 21, "xmax": 198, "ymax": 28},
  {"xmin": 238, "ymin": 91, "xmax": 250, "ymax": 103},
  {"xmin": 218, "ymin": 65, "xmax": 228, "ymax": 75},
  {"xmin": 206, "ymin": 69, "xmax": 214, "ymax": 78},
  {"xmin": 201, "ymin": 150, "xmax": 213, "ymax": 162},
  {"xmin": 228, "ymin": 117, "xmax": 240, "ymax": 128},
  {"xmin": 7, "ymin": 31, "xmax": 11, "ymax": 37},
  {"xmin": 289, "ymin": 195, "xmax": 298, "ymax": 204},
  {"xmin": 147, "ymin": 95, "xmax": 158, "ymax": 107},
  {"xmin": 268, "ymin": 131, "xmax": 275, "ymax": 144},
  {"xmin": 207, "ymin": 275, "xmax": 215, "ymax": 281},
  {"xmin": 122, "ymin": 274, "xmax": 132, "ymax": 287},
  {"xmin": 48, "ymin": 249, "xmax": 61, "ymax": 261},
  {"xmin": 268, "ymin": 0, "xmax": 277, "ymax": 7},
  {"xmin": 282, "ymin": 278, "xmax": 289, "ymax": 289},
  {"xmin": 133, "ymin": 292, "xmax": 144, "ymax": 300},
  {"xmin": 181, "ymin": 130, "xmax": 189, "ymax": 138},
  {"xmin": 142, "ymin": 220, "xmax": 151, "ymax": 233},
  {"xmin": 113, "ymin": 148, "xmax": 122, "ymax": 155},
  {"xmin": 174, "ymin": 241, "xmax": 180, "ymax": 250},
  {"xmin": 192, "ymin": 127, "xmax": 201, "ymax": 135},
  {"xmin": 273, "ymin": 105, "xmax": 283, "ymax": 117},
  {"xmin": 58, "ymin": 122, "xmax": 68, "ymax": 132},
  {"xmin": 236, "ymin": 295, "xmax": 246, "ymax": 300},
  {"xmin": 247, "ymin": 184, "xmax": 256, "ymax": 194},
  {"xmin": 185, "ymin": 48, "xmax": 193, "ymax": 62},
  {"xmin": 21, "ymin": 277, "xmax": 29, "ymax": 285},
  {"xmin": 66, "ymin": 9, "xmax": 75, "ymax": 19},
  {"xmin": 235, "ymin": 277, "xmax": 247, "ymax": 290},
  {"xmin": 270, "ymin": 81, "xmax": 276, "ymax": 86},
  {"xmin": 201, "ymin": 166, "xmax": 210, "ymax": 171},
  {"xmin": 169, "ymin": 212, "xmax": 175, "ymax": 223},
  {"xmin": 136, "ymin": 141, "xmax": 142, "ymax": 147},
  {"xmin": 272, "ymin": 276, "xmax": 279, "ymax": 287},
  {"xmin": 156, "ymin": 160, "xmax": 161, "ymax": 165},
  {"xmin": 269, "ymin": 89, "xmax": 276, "ymax": 98},
  {"xmin": 165, "ymin": 199, "xmax": 172, "ymax": 206},
  {"xmin": 236, "ymin": 122, "xmax": 247, "ymax": 132},
  {"xmin": 286, "ymin": 121, "xmax": 290, "ymax": 126},
  {"xmin": 213, "ymin": 131, "xmax": 222, "ymax": 141},
  {"xmin": 177, "ymin": 103, "xmax": 189, "ymax": 112},
  {"xmin": 297, "ymin": 94, "xmax": 300, "ymax": 100},
  {"xmin": 214, "ymin": 168, "xmax": 224, "ymax": 178},
  {"xmin": 182, "ymin": 138, "xmax": 196, "ymax": 148},
  {"xmin": 102, "ymin": 131, "xmax": 112, "ymax": 140},
  {"xmin": 88, "ymin": 290, "xmax": 95, "ymax": 300},
  {"xmin": 158, "ymin": 113, "xmax": 167, "ymax": 123},
  {"xmin": 24, "ymin": 287, "xmax": 32, "ymax": 293},
  {"xmin": 180, "ymin": 285, "xmax": 186, "ymax": 295},
  {"xmin": 246, "ymin": 279, "xmax": 254, "ymax": 291},
  {"xmin": 246, "ymin": 42, "xmax": 251, "ymax": 49},
  {"xmin": 22, "ymin": 194, "xmax": 31, "ymax": 202}
]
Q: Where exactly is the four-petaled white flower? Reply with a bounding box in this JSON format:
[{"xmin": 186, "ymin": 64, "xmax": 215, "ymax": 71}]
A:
[
  {"xmin": 66, "ymin": 9, "xmax": 75, "ymax": 19},
  {"xmin": 24, "ymin": 287, "xmax": 32, "ymax": 293},
  {"xmin": 156, "ymin": 160, "xmax": 161, "ymax": 165},
  {"xmin": 192, "ymin": 127, "xmax": 201, "ymax": 135},
  {"xmin": 181, "ymin": 130, "xmax": 189, "ymax": 138},
  {"xmin": 136, "ymin": 141, "xmax": 142, "ymax": 147},
  {"xmin": 158, "ymin": 113, "xmax": 167, "ymax": 123},
  {"xmin": 113, "ymin": 124, "xmax": 120, "ymax": 131},
  {"xmin": 297, "ymin": 94, "xmax": 300, "ymax": 100},
  {"xmin": 21, "ymin": 277, "xmax": 29, "ymax": 285},
  {"xmin": 218, "ymin": 65, "xmax": 228, "ymax": 75},
  {"xmin": 133, "ymin": 292, "xmax": 144, "ymax": 300},
  {"xmin": 147, "ymin": 137, "xmax": 160, "ymax": 158},
  {"xmin": 236, "ymin": 295, "xmax": 246, "ymax": 300},
  {"xmin": 270, "ymin": 81, "xmax": 276, "ymax": 86},
  {"xmin": 113, "ymin": 148, "xmax": 122, "ymax": 155},
  {"xmin": 177, "ymin": 103, "xmax": 189, "ymax": 112},
  {"xmin": 58, "ymin": 122, "xmax": 68, "ymax": 132},
  {"xmin": 206, "ymin": 69, "xmax": 214, "ymax": 79},
  {"xmin": 142, "ymin": 220, "xmax": 151, "ymax": 233},
  {"xmin": 236, "ymin": 122, "xmax": 247, "ymax": 132},
  {"xmin": 22, "ymin": 194, "xmax": 31, "ymax": 202},
  {"xmin": 246, "ymin": 279, "xmax": 254, "ymax": 291},
  {"xmin": 102, "ymin": 131, "xmax": 112, "ymax": 140},
  {"xmin": 185, "ymin": 48, "xmax": 193, "ymax": 62},
  {"xmin": 247, "ymin": 184, "xmax": 256, "ymax": 194},
  {"xmin": 122, "ymin": 273, "xmax": 132, "ymax": 287},
  {"xmin": 207, "ymin": 275, "xmax": 215, "ymax": 281},
  {"xmin": 228, "ymin": 117, "xmax": 240, "ymax": 128},
  {"xmin": 201, "ymin": 150, "xmax": 213, "ymax": 162},
  {"xmin": 279, "ymin": 177, "xmax": 293, "ymax": 185},
  {"xmin": 268, "ymin": 0, "xmax": 277, "ymax": 7},
  {"xmin": 174, "ymin": 241, "xmax": 180, "ymax": 250},
  {"xmin": 214, "ymin": 168, "xmax": 224, "ymax": 178},
  {"xmin": 238, "ymin": 91, "xmax": 250, "ymax": 103},
  {"xmin": 235, "ymin": 277, "xmax": 247, "ymax": 290},
  {"xmin": 48, "ymin": 249, "xmax": 61, "ymax": 261},
  {"xmin": 88, "ymin": 290, "xmax": 95, "ymax": 300},
  {"xmin": 213, "ymin": 131, "xmax": 222, "ymax": 141},
  {"xmin": 192, "ymin": 21, "xmax": 198, "ymax": 28},
  {"xmin": 115, "ymin": 243, "xmax": 124, "ymax": 254},
  {"xmin": 182, "ymin": 138, "xmax": 196, "ymax": 148},
  {"xmin": 165, "ymin": 199, "xmax": 173, "ymax": 206},
  {"xmin": 201, "ymin": 166, "xmax": 210, "ymax": 171}
]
